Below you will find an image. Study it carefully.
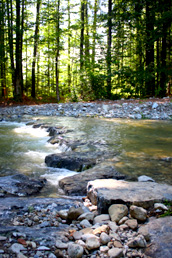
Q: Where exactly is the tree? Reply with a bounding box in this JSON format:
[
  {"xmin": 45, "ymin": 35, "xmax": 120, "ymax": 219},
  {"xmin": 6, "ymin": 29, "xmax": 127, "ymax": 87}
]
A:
[
  {"xmin": 55, "ymin": 0, "xmax": 60, "ymax": 101},
  {"xmin": 0, "ymin": 0, "xmax": 6, "ymax": 97},
  {"xmin": 107, "ymin": 0, "xmax": 112, "ymax": 98},
  {"xmin": 31, "ymin": 0, "xmax": 41, "ymax": 98}
]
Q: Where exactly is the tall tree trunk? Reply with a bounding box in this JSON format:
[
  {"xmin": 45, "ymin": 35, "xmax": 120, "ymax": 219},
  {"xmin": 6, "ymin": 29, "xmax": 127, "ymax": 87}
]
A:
[
  {"xmin": 55, "ymin": 0, "xmax": 60, "ymax": 101},
  {"xmin": 15, "ymin": 0, "xmax": 23, "ymax": 100},
  {"xmin": 107, "ymin": 0, "xmax": 112, "ymax": 99},
  {"xmin": 80, "ymin": 0, "xmax": 85, "ymax": 96},
  {"xmin": 85, "ymin": 0, "xmax": 90, "ymax": 66},
  {"xmin": 31, "ymin": 0, "xmax": 41, "ymax": 98},
  {"xmin": 92, "ymin": 0, "xmax": 98, "ymax": 70},
  {"xmin": 7, "ymin": 0, "xmax": 16, "ymax": 93},
  {"xmin": 0, "ymin": 0, "xmax": 6, "ymax": 97},
  {"xmin": 67, "ymin": 0, "xmax": 71, "ymax": 92},
  {"xmin": 145, "ymin": 0, "xmax": 155, "ymax": 97}
]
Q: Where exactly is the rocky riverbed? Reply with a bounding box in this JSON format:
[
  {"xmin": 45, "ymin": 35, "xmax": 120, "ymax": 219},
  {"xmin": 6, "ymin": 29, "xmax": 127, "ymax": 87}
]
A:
[
  {"xmin": 0, "ymin": 99, "xmax": 172, "ymax": 257},
  {"xmin": 0, "ymin": 97, "xmax": 172, "ymax": 120}
]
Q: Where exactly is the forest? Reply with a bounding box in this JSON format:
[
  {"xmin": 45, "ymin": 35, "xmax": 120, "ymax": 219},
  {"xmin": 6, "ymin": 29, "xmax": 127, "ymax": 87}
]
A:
[{"xmin": 0, "ymin": 0, "xmax": 171, "ymax": 102}]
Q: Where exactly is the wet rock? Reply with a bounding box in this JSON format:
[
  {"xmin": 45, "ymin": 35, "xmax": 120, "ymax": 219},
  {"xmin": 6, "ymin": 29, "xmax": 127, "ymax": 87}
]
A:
[
  {"xmin": 130, "ymin": 205, "xmax": 147, "ymax": 222},
  {"xmin": 60, "ymin": 164, "xmax": 126, "ymax": 196},
  {"xmin": 0, "ymin": 174, "xmax": 46, "ymax": 197},
  {"xmin": 67, "ymin": 243, "xmax": 84, "ymax": 258},
  {"xmin": 45, "ymin": 152, "xmax": 96, "ymax": 172},
  {"xmin": 138, "ymin": 175, "xmax": 155, "ymax": 182},
  {"xmin": 108, "ymin": 204, "xmax": 128, "ymax": 223}
]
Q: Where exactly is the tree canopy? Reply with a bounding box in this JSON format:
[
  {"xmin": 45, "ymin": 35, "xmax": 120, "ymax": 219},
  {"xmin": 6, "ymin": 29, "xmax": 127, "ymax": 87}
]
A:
[{"xmin": 0, "ymin": 0, "xmax": 171, "ymax": 102}]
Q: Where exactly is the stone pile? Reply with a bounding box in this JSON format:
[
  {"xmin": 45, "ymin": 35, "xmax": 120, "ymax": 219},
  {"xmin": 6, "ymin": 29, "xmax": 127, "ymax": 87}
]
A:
[
  {"xmin": 0, "ymin": 197, "xmax": 169, "ymax": 258},
  {"xmin": 0, "ymin": 98, "xmax": 172, "ymax": 120}
]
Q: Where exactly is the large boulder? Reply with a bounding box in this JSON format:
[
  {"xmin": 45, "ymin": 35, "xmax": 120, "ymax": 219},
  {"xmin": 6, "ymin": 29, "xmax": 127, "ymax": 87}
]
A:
[
  {"xmin": 87, "ymin": 179, "xmax": 172, "ymax": 213},
  {"xmin": 0, "ymin": 174, "xmax": 46, "ymax": 197},
  {"xmin": 59, "ymin": 164, "xmax": 126, "ymax": 196},
  {"xmin": 45, "ymin": 152, "xmax": 96, "ymax": 172},
  {"xmin": 143, "ymin": 216, "xmax": 172, "ymax": 258}
]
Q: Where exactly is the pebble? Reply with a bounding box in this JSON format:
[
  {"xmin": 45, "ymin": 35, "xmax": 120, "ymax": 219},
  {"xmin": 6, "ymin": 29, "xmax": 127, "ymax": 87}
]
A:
[{"xmin": 0, "ymin": 99, "xmax": 171, "ymax": 121}]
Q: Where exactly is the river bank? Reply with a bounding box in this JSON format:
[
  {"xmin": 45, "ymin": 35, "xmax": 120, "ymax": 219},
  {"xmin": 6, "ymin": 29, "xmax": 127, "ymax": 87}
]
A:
[
  {"xmin": 0, "ymin": 99, "xmax": 172, "ymax": 257},
  {"xmin": 0, "ymin": 97, "xmax": 172, "ymax": 120}
]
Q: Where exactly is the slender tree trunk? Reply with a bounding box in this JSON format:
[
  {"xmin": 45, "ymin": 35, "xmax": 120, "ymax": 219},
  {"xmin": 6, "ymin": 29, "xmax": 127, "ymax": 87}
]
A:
[
  {"xmin": 67, "ymin": 0, "xmax": 71, "ymax": 92},
  {"xmin": 55, "ymin": 0, "xmax": 60, "ymax": 101},
  {"xmin": 85, "ymin": 0, "xmax": 90, "ymax": 66},
  {"xmin": 107, "ymin": 0, "xmax": 112, "ymax": 99},
  {"xmin": 80, "ymin": 0, "xmax": 85, "ymax": 96},
  {"xmin": 7, "ymin": 0, "xmax": 16, "ymax": 94},
  {"xmin": 31, "ymin": 0, "xmax": 41, "ymax": 98},
  {"xmin": 145, "ymin": 0, "xmax": 155, "ymax": 97},
  {"xmin": 0, "ymin": 0, "xmax": 6, "ymax": 97},
  {"xmin": 92, "ymin": 0, "xmax": 98, "ymax": 70}
]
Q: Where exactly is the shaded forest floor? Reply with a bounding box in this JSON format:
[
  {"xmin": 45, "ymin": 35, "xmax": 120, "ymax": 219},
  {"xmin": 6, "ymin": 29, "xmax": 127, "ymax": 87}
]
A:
[{"xmin": 0, "ymin": 95, "xmax": 171, "ymax": 108}]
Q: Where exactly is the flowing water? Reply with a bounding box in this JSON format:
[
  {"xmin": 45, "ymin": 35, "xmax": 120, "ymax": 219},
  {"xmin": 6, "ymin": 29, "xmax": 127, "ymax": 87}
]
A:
[{"xmin": 0, "ymin": 116, "xmax": 172, "ymax": 197}]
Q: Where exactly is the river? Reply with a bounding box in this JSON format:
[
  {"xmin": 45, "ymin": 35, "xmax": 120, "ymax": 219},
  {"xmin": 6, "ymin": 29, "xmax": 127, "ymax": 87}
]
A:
[{"xmin": 0, "ymin": 116, "xmax": 172, "ymax": 196}]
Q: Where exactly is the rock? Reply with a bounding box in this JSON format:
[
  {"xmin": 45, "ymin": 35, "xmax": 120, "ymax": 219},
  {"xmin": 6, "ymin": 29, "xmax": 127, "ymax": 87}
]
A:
[
  {"xmin": 138, "ymin": 175, "xmax": 155, "ymax": 182},
  {"xmin": 108, "ymin": 204, "xmax": 128, "ymax": 223},
  {"xmin": 80, "ymin": 219, "xmax": 92, "ymax": 228},
  {"xmin": 113, "ymin": 241, "xmax": 123, "ymax": 248},
  {"xmin": 68, "ymin": 207, "xmax": 85, "ymax": 220},
  {"xmin": 0, "ymin": 236, "xmax": 7, "ymax": 241},
  {"xmin": 100, "ymin": 245, "xmax": 109, "ymax": 253},
  {"xmin": 138, "ymin": 226, "xmax": 151, "ymax": 242},
  {"xmin": 67, "ymin": 243, "xmax": 84, "ymax": 258},
  {"xmin": 127, "ymin": 235, "xmax": 147, "ymax": 248},
  {"xmin": 45, "ymin": 152, "xmax": 96, "ymax": 172},
  {"xmin": 93, "ymin": 214, "xmax": 110, "ymax": 225},
  {"xmin": 37, "ymin": 246, "xmax": 50, "ymax": 250},
  {"xmin": 152, "ymin": 102, "xmax": 158, "ymax": 109},
  {"xmin": 100, "ymin": 232, "xmax": 111, "ymax": 244},
  {"xmin": 154, "ymin": 203, "xmax": 168, "ymax": 211},
  {"xmin": 130, "ymin": 205, "xmax": 147, "ymax": 221},
  {"xmin": 80, "ymin": 227, "xmax": 93, "ymax": 235},
  {"xmin": 10, "ymin": 243, "xmax": 26, "ymax": 254},
  {"xmin": 48, "ymin": 253, "xmax": 57, "ymax": 258},
  {"xmin": 55, "ymin": 240, "xmax": 68, "ymax": 249},
  {"xmin": 60, "ymin": 164, "xmax": 125, "ymax": 196},
  {"xmin": 144, "ymin": 216, "xmax": 172, "ymax": 257},
  {"xmin": 86, "ymin": 236, "xmax": 100, "ymax": 250},
  {"xmin": 108, "ymin": 247, "xmax": 123, "ymax": 258},
  {"xmin": 58, "ymin": 209, "xmax": 68, "ymax": 220},
  {"xmin": 86, "ymin": 179, "xmax": 172, "ymax": 213},
  {"xmin": 125, "ymin": 219, "xmax": 138, "ymax": 230},
  {"xmin": 0, "ymin": 174, "xmax": 46, "ymax": 197},
  {"xmin": 108, "ymin": 221, "xmax": 118, "ymax": 232},
  {"xmin": 78, "ymin": 212, "xmax": 94, "ymax": 222},
  {"xmin": 73, "ymin": 231, "xmax": 83, "ymax": 240},
  {"xmin": 17, "ymin": 253, "xmax": 27, "ymax": 258},
  {"xmin": 93, "ymin": 225, "xmax": 109, "ymax": 235}
]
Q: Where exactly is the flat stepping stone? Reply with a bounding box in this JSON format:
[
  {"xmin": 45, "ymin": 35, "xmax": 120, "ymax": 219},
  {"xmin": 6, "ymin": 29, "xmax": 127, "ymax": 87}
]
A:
[{"xmin": 87, "ymin": 179, "xmax": 172, "ymax": 213}]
